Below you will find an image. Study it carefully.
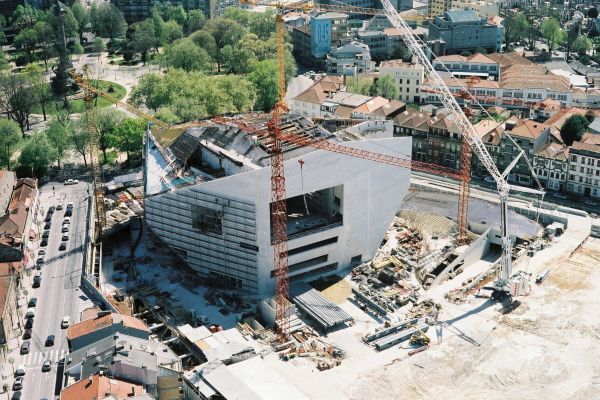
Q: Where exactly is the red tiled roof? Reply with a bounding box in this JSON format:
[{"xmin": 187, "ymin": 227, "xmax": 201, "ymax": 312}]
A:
[
  {"xmin": 66, "ymin": 313, "xmax": 149, "ymax": 341},
  {"xmin": 60, "ymin": 375, "xmax": 144, "ymax": 400},
  {"xmin": 509, "ymin": 120, "xmax": 549, "ymax": 139}
]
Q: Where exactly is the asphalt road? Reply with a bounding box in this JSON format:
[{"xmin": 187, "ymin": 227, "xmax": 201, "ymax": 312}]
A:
[{"xmin": 16, "ymin": 181, "xmax": 91, "ymax": 400}]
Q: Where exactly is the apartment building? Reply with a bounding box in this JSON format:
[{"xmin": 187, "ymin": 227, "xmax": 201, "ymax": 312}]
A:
[
  {"xmin": 0, "ymin": 178, "xmax": 38, "ymax": 264},
  {"xmin": 0, "ymin": 262, "xmax": 18, "ymax": 344},
  {"xmin": 432, "ymin": 53, "xmax": 501, "ymax": 79},
  {"xmin": 428, "ymin": 0, "xmax": 452, "ymax": 18},
  {"xmin": 291, "ymin": 75, "xmax": 405, "ymax": 120},
  {"xmin": 533, "ymin": 141, "xmax": 569, "ymax": 192},
  {"xmin": 428, "ymin": 10, "xmax": 503, "ymax": 55},
  {"xmin": 292, "ymin": 12, "xmax": 350, "ymax": 65},
  {"xmin": 144, "ymin": 117, "xmax": 412, "ymax": 295},
  {"xmin": 379, "ymin": 60, "xmax": 424, "ymax": 103},
  {"xmin": 393, "ymin": 108, "xmax": 463, "ymax": 169},
  {"xmin": 567, "ymin": 133, "xmax": 600, "ymax": 198},
  {"xmin": 326, "ymin": 41, "xmax": 374, "ymax": 75}
]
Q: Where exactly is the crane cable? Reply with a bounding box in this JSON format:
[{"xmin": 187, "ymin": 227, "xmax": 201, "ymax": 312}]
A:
[{"xmin": 298, "ymin": 159, "xmax": 310, "ymax": 215}]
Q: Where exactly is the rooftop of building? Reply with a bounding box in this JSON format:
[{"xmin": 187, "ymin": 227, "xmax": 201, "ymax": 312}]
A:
[
  {"xmin": 60, "ymin": 375, "xmax": 145, "ymax": 400},
  {"xmin": 532, "ymin": 98, "xmax": 562, "ymax": 111},
  {"xmin": 509, "ymin": 119, "xmax": 549, "ymax": 139},
  {"xmin": 314, "ymin": 11, "xmax": 348, "ymax": 19},
  {"xmin": 443, "ymin": 9, "xmax": 481, "ymax": 23},
  {"xmin": 544, "ymin": 108, "xmax": 600, "ymax": 131},
  {"xmin": 486, "ymin": 52, "xmax": 535, "ymax": 67},
  {"xmin": 571, "ymin": 139, "xmax": 600, "ymax": 154},
  {"xmin": 379, "ymin": 60, "xmax": 421, "ymax": 69},
  {"xmin": 499, "ymin": 64, "xmax": 572, "ymax": 92},
  {"xmin": 473, "ymin": 119, "xmax": 503, "ymax": 145},
  {"xmin": 293, "ymin": 75, "xmax": 345, "ymax": 105},
  {"xmin": 67, "ymin": 313, "xmax": 149, "ymax": 341},
  {"xmin": 535, "ymin": 141, "xmax": 569, "ymax": 160},
  {"xmin": 436, "ymin": 53, "xmax": 498, "ymax": 64},
  {"xmin": 427, "ymin": 76, "xmax": 500, "ymax": 89}
]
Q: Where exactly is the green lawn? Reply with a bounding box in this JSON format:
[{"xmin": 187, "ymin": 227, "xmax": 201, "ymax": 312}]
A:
[{"xmin": 33, "ymin": 80, "xmax": 127, "ymax": 115}]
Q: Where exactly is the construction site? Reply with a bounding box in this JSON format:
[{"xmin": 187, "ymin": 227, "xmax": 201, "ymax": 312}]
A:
[{"xmin": 67, "ymin": 0, "xmax": 600, "ymax": 398}]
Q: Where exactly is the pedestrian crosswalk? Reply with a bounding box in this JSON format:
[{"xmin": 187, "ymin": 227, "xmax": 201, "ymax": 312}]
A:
[{"xmin": 21, "ymin": 349, "xmax": 68, "ymax": 366}]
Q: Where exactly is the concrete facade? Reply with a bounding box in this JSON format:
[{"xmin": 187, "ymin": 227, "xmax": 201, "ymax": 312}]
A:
[
  {"xmin": 326, "ymin": 41, "xmax": 374, "ymax": 75},
  {"xmin": 379, "ymin": 60, "xmax": 425, "ymax": 103},
  {"xmin": 0, "ymin": 262, "xmax": 18, "ymax": 344},
  {"xmin": 144, "ymin": 121, "xmax": 412, "ymax": 296}
]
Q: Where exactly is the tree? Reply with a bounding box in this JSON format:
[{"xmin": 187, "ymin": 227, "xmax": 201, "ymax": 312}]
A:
[
  {"xmin": 153, "ymin": 3, "xmax": 186, "ymax": 25},
  {"xmin": 346, "ymin": 76, "xmax": 375, "ymax": 95},
  {"xmin": 565, "ymin": 22, "xmax": 581, "ymax": 61},
  {"xmin": 504, "ymin": 13, "xmax": 530, "ymax": 44},
  {"xmin": 95, "ymin": 3, "xmax": 126, "ymax": 42},
  {"xmin": 92, "ymin": 37, "xmax": 106, "ymax": 53},
  {"xmin": 113, "ymin": 118, "xmax": 145, "ymax": 159},
  {"xmin": 390, "ymin": 43, "xmax": 411, "ymax": 62},
  {"xmin": 13, "ymin": 28, "xmax": 38, "ymax": 64},
  {"xmin": 374, "ymin": 75, "xmax": 399, "ymax": 100},
  {"xmin": 221, "ymin": 44, "xmax": 255, "ymax": 74},
  {"xmin": 588, "ymin": 6, "xmax": 598, "ymax": 19},
  {"xmin": 190, "ymin": 30, "xmax": 217, "ymax": 59},
  {"xmin": 72, "ymin": 118, "xmax": 91, "ymax": 166},
  {"xmin": 33, "ymin": 21, "xmax": 54, "ymax": 71},
  {"xmin": 205, "ymin": 17, "xmax": 247, "ymax": 72},
  {"xmin": 70, "ymin": 2, "xmax": 89, "ymax": 44},
  {"xmin": 560, "ymin": 114, "xmax": 590, "ymax": 145},
  {"xmin": 131, "ymin": 20, "xmax": 157, "ymax": 63},
  {"xmin": 24, "ymin": 64, "xmax": 51, "ymax": 122},
  {"xmin": 541, "ymin": 18, "xmax": 563, "ymax": 51},
  {"xmin": 186, "ymin": 9, "xmax": 205, "ymax": 34},
  {"xmin": 248, "ymin": 60, "xmax": 279, "ymax": 110},
  {"xmin": 18, "ymin": 134, "xmax": 57, "ymax": 177},
  {"xmin": 573, "ymin": 35, "xmax": 592, "ymax": 55},
  {"xmin": 96, "ymin": 108, "xmax": 125, "ymax": 162},
  {"xmin": 166, "ymin": 39, "xmax": 211, "ymax": 72},
  {"xmin": 161, "ymin": 20, "xmax": 183, "ymax": 45},
  {"xmin": 46, "ymin": 117, "xmax": 72, "ymax": 168},
  {"xmin": 0, "ymin": 119, "xmax": 21, "ymax": 169},
  {"xmin": 0, "ymin": 74, "xmax": 38, "ymax": 134}
]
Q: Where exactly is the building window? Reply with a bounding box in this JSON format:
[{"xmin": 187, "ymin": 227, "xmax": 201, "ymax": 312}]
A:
[
  {"xmin": 192, "ymin": 205, "xmax": 223, "ymax": 235},
  {"xmin": 350, "ymin": 255, "xmax": 362, "ymax": 266}
]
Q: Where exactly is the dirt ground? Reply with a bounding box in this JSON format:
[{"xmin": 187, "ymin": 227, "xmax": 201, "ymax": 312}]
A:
[{"xmin": 346, "ymin": 238, "xmax": 600, "ymax": 400}]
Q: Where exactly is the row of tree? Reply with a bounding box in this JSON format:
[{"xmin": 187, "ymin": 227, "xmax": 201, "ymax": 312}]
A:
[{"xmin": 5, "ymin": 108, "xmax": 145, "ymax": 177}]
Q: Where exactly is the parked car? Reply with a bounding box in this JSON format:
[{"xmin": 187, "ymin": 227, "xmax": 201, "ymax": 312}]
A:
[
  {"xmin": 63, "ymin": 217, "xmax": 71, "ymax": 225},
  {"xmin": 38, "ymin": 249, "xmax": 46, "ymax": 256},
  {"xmin": 56, "ymin": 204, "xmax": 63, "ymax": 210},
  {"xmin": 42, "ymin": 230, "xmax": 50, "ymax": 238},
  {"xmin": 45, "ymin": 335, "xmax": 55, "ymax": 346},
  {"xmin": 44, "ymin": 222, "xmax": 51, "ymax": 230},
  {"xmin": 48, "ymin": 206, "xmax": 55, "ymax": 214},
  {"xmin": 44, "ymin": 215, "xmax": 52, "ymax": 222},
  {"xmin": 11, "ymin": 391, "xmax": 21, "ymax": 399},
  {"xmin": 33, "ymin": 272, "xmax": 41, "ymax": 288},
  {"xmin": 20, "ymin": 341, "xmax": 30, "ymax": 354},
  {"xmin": 40, "ymin": 239, "xmax": 48, "ymax": 247},
  {"xmin": 64, "ymin": 179, "xmax": 79, "ymax": 185},
  {"xmin": 42, "ymin": 360, "xmax": 52, "ymax": 372},
  {"xmin": 28, "ymin": 297, "xmax": 37, "ymax": 307},
  {"xmin": 22, "ymin": 329, "xmax": 32, "ymax": 339},
  {"xmin": 13, "ymin": 376, "xmax": 23, "ymax": 390},
  {"xmin": 59, "ymin": 242, "xmax": 67, "ymax": 251},
  {"xmin": 62, "ymin": 225, "xmax": 69, "ymax": 233},
  {"xmin": 24, "ymin": 318, "xmax": 33, "ymax": 329},
  {"xmin": 61, "ymin": 233, "xmax": 69, "ymax": 241},
  {"xmin": 15, "ymin": 364, "xmax": 25, "ymax": 376},
  {"xmin": 25, "ymin": 308, "xmax": 35, "ymax": 318},
  {"xmin": 61, "ymin": 316, "xmax": 70, "ymax": 328},
  {"xmin": 36, "ymin": 256, "xmax": 45, "ymax": 265}
]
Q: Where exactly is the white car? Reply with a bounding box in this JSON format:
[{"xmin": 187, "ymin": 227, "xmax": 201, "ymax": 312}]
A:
[
  {"xmin": 62, "ymin": 225, "xmax": 69, "ymax": 233},
  {"xmin": 61, "ymin": 316, "xmax": 71, "ymax": 329},
  {"xmin": 64, "ymin": 179, "xmax": 79, "ymax": 185},
  {"xmin": 63, "ymin": 217, "xmax": 71, "ymax": 225},
  {"xmin": 15, "ymin": 364, "xmax": 26, "ymax": 376}
]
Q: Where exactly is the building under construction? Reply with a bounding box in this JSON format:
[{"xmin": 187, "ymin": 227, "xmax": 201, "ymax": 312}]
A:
[{"xmin": 143, "ymin": 116, "xmax": 412, "ymax": 295}]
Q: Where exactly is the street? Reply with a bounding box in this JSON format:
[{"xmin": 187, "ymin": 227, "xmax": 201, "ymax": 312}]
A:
[{"xmin": 10, "ymin": 181, "xmax": 92, "ymax": 400}]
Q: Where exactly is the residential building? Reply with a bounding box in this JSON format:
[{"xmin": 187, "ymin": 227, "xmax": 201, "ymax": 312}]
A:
[
  {"xmin": 432, "ymin": 53, "xmax": 501, "ymax": 79},
  {"xmin": 290, "ymin": 75, "xmax": 405, "ymax": 120},
  {"xmin": 379, "ymin": 60, "xmax": 424, "ymax": 103},
  {"xmin": 0, "ymin": 171, "xmax": 15, "ymax": 215},
  {"xmin": 143, "ymin": 117, "xmax": 412, "ymax": 295},
  {"xmin": 428, "ymin": 0, "xmax": 452, "ymax": 18},
  {"xmin": 65, "ymin": 333, "xmax": 182, "ymax": 398},
  {"xmin": 571, "ymin": 87, "xmax": 600, "ymax": 109},
  {"xmin": 422, "ymin": 64, "xmax": 574, "ymax": 109},
  {"xmin": 355, "ymin": 31, "xmax": 388, "ymax": 61},
  {"xmin": 471, "ymin": 118, "xmax": 504, "ymax": 176},
  {"xmin": 566, "ymin": 133, "xmax": 600, "ymax": 198},
  {"xmin": 452, "ymin": 0, "xmax": 499, "ymax": 17},
  {"xmin": 327, "ymin": 41, "xmax": 374, "ymax": 75},
  {"xmin": 533, "ymin": 141, "xmax": 569, "ymax": 191},
  {"xmin": 0, "ymin": 262, "xmax": 18, "ymax": 344},
  {"xmin": 428, "ymin": 10, "xmax": 503, "ymax": 55},
  {"xmin": 66, "ymin": 312, "xmax": 150, "ymax": 351},
  {"xmin": 393, "ymin": 108, "xmax": 463, "ymax": 169},
  {"xmin": 530, "ymin": 98, "xmax": 563, "ymax": 122},
  {"xmin": 292, "ymin": 12, "xmax": 350, "ymax": 66},
  {"xmin": 0, "ymin": 178, "xmax": 38, "ymax": 264},
  {"xmin": 60, "ymin": 375, "xmax": 147, "ymax": 400}
]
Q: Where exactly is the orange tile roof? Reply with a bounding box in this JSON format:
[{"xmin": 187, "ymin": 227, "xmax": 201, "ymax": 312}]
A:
[
  {"xmin": 60, "ymin": 375, "xmax": 144, "ymax": 400},
  {"xmin": 353, "ymin": 96, "xmax": 389, "ymax": 114},
  {"xmin": 487, "ymin": 52, "xmax": 534, "ymax": 67},
  {"xmin": 437, "ymin": 53, "xmax": 498, "ymax": 64},
  {"xmin": 544, "ymin": 108, "xmax": 600, "ymax": 131},
  {"xmin": 509, "ymin": 119, "xmax": 549, "ymax": 139},
  {"xmin": 293, "ymin": 76, "xmax": 345, "ymax": 105},
  {"xmin": 9, "ymin": 178, "xmax": 36, "ymax": 210},
  {"xmin": 535, "ymin": 142, "xmax": 569, "ymax": 161},
  {"xmin": 66, "ymin": 313, "xmax": 149, "ymax": 341},
  {"xmin": 571, "ymin": 140, "xmax": 600, "ymax": 154},
  {"xmin": 532, "ymin": 98, "xmax": 562, "ymax": 111}
]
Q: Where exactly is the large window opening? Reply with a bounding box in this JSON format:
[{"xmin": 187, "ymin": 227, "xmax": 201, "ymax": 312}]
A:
[
  {"xmin": 271, "ymin": 185, "xmax": 343, "ymax": 242},
  {"xmin": 192, "ymin": 205, "xmax": 223, "ymax": 235}
]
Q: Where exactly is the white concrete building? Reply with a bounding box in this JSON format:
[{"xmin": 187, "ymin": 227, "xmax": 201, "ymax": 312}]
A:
[
  {"xmin": 379, "ymin": 60, "xmax": 425, "ymax": 103},
  {"xmin": 326, "ymin": 41, "xmax": 375, "ymax": 76},
  {"xmin": 144, "ymin": 117, "xmax": 411, "ymax": 295}
]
